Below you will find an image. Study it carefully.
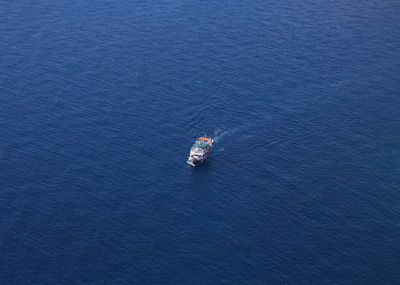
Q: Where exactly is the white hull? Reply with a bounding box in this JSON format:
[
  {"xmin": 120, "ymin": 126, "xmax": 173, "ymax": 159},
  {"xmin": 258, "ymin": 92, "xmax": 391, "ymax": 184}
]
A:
[
  {"xmin": 187, "ymin": 151, "xmax": 211, "ymax": 166},
  {"xmin": 187, "ymin": 137, "xmax": 213, "ymax": 166}
]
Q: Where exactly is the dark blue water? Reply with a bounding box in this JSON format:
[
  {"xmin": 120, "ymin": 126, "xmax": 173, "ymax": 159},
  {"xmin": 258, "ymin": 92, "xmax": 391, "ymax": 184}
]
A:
[{"xmin": 1, "ymin": 0, "xmax": 400, "ymax": 284}]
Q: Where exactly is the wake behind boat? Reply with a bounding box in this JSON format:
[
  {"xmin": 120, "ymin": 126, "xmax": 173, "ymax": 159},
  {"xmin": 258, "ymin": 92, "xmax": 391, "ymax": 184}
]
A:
[{"xmin": 187, "ymin": 136, "xmax": 213, "ymax": 166}]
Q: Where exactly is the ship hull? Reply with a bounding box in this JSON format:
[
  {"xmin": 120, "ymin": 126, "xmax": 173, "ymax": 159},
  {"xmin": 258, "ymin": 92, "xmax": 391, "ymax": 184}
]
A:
[
  {"xmin": 187, "ymin": 137, "xmax": 213, "ymax": 166},
  {"xmin": 187, "ymin": 153, "xmax": 210, "ymax": 166}
]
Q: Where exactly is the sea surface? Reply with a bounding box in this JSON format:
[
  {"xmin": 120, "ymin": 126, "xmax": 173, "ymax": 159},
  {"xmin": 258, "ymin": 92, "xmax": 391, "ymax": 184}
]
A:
[{"xmin": 1, "ymin": 0, "xmax": 400, "ymax": 284}]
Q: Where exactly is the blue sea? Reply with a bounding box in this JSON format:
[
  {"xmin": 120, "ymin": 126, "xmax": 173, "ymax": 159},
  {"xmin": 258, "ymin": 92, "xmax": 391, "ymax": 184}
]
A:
[{"xmin": 1, "ymin": 0, "xmax": 400, "ymax": 284}]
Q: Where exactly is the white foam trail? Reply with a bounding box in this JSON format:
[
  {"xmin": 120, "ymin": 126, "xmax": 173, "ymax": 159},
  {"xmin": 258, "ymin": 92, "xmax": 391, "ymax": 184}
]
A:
[{"xmin": 213, "ymin": 128, "xmax": 237, "ymax": 143}]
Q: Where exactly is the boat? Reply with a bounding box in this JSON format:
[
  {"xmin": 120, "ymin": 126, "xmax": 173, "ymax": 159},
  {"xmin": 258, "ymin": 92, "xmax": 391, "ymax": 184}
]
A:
[{"xmin": 187, "ymin": 136, "xmax": 214, "ymax": 166}]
